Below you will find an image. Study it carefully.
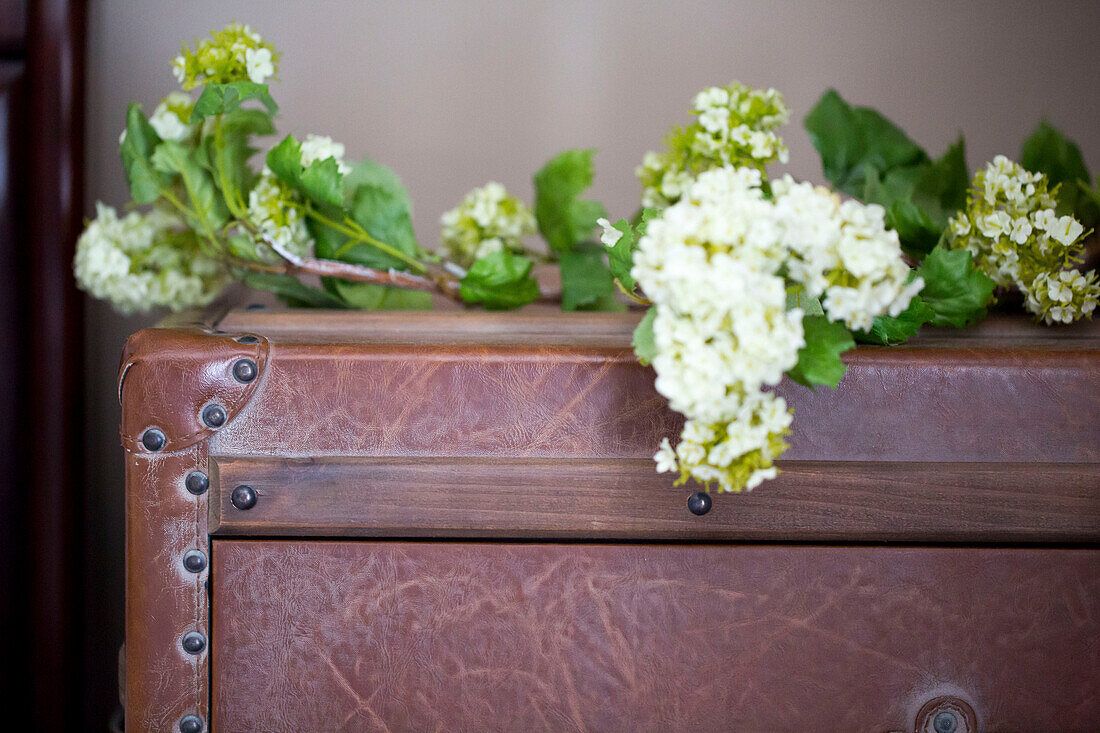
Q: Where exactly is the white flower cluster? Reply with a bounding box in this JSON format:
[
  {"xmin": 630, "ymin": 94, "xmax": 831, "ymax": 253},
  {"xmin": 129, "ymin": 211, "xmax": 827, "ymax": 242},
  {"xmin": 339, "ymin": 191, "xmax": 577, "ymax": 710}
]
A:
[
  {"xmin": 247, "ymin": 173, "xmax": 313, "ymax": 258},
  {"xmin": 1026, "ymin": 270, "xmax": 1099, "ymax": 324},
  {"xmin": 637, "ymin": 82, "xmax": 790, "ymax": 209},
  {"xmin": 299, "ymin": 134, "xmax": 351, "ymax": 175},
  {"xmin": 440, "ymin": 182, "xmax": 536, "ymax": 267},
  {"xmin": 149, "ymin": 92, "xmax": 194, "ymax": 142},
  {"xmin": 74, "ymin": 203, "xmax": 226, "ymax": 315},
  {"xmin": 773, "ymin": 177, "xmax": 923, "ymax": 331},
  {"xmin": 948, "ymin": 155, "xmax": 1097, "ymax": 324},
  {"xmin": 172, "ymin": 23, "xmax": 276, "ymax": 89},
  {"xmin": 626, "ymin": 166, "xmax": 919, "ymax": 493},
  {"xmin": 247, "ymin": 134, "xmax": 352, "ymax": 258}
]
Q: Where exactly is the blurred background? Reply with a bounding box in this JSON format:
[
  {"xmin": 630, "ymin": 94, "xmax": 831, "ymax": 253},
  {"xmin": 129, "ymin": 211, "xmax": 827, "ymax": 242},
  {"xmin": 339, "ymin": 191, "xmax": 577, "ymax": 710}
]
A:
[{"xmin": 4, "ymin": 0, "xmax": 1100, "ymax": 728}]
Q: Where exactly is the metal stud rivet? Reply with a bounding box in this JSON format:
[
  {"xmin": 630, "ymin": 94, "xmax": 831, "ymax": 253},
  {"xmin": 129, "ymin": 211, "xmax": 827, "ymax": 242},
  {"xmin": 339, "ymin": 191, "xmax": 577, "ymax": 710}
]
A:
[
  {"xmin": 934, "ymin": 712, "xmax": 959, "ymax": 733},
  {"xmin": 183, "ymin": 550, "xmax": 207, "ymax": 573},
  {"xmin": 181, "ymin": 631, "xmax": 206, "ymax": 655},
  {"xmin": 185, "ymin": 471, "xmax": 209, "ymax": 496},
  {"xmin": 231, "ymin": 484, "xmax": 257, "ymax": 510},
  {"xmin": 235, "ymin": 335, "xmax": 259, "ymax": 344},
  {"xmin": 179, "ymin": 715, "xmax": 203, "ymax": 733},
  {"xmin": 232, "ymin": 358, "xmax": 258, "ymax": 383},
  {"xmin": 687, "ymin": 491, "xmax": 712, "ymax": 516},
  {"xmin": 201, "ymin": 404, "xmax": 226, "ymax": 428},
  {"xmin": 141, "ymin": 428, "xmax": 166, "ymax": 452}
]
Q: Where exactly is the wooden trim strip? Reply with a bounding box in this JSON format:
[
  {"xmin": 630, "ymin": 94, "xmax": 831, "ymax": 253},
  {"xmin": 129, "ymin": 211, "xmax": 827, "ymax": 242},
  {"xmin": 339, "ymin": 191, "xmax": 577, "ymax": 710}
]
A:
[{"xmin": 209, "ymin": 457, "xmax": 1100, "ymax": 543}]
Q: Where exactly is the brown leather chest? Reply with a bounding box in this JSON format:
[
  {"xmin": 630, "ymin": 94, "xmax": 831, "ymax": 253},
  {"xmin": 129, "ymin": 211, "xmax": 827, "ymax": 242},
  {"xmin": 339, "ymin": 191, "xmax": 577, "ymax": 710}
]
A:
[{"xmin": 120, "ymin": 307, "xmax": 1100, "ymax": 732}]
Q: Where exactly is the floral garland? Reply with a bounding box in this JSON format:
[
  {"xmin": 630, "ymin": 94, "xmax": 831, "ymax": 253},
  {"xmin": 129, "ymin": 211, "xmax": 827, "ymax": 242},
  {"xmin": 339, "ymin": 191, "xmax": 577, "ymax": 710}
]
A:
[{"xmin": 77, "ymin": 23, "xmax": 1097, "ymax": 495}]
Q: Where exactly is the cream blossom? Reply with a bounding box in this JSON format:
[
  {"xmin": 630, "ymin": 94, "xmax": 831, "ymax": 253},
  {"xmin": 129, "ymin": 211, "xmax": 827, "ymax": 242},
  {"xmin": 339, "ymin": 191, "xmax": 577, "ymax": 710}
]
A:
[
  {"xmin": 948, "ymin": 156, "xmax": 1097, "ymax": 324},
  {"xmin": 440, "ymin": 182, "xmax": 536, "ymax": 267}
]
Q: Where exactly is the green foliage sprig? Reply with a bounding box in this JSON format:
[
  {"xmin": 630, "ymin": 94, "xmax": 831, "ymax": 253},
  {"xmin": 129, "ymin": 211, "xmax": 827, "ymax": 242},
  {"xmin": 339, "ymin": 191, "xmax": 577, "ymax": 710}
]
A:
[
  {"xmin": 805, "ymin": 89, "xmax": 1097, "ymax": 337},
  {"xmin": 75, "ymin": 23, "xmax": 624, "ymax": 315}
]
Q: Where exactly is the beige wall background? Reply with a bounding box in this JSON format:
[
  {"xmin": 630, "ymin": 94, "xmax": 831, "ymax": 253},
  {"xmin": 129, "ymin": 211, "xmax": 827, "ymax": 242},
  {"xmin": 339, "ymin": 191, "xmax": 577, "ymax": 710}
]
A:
[{"xmin": 80, "ymin": 0, "xmax": 1100, "ymax": 721}]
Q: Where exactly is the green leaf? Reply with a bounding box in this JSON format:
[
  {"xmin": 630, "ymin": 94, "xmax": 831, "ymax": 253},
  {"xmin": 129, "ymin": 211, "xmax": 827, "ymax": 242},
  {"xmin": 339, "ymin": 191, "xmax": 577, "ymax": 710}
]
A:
[
  {"xmin": 861, "ymin": 137, "xmax": 968, "ymax": 258},
  {"xmin": 190, "ymin": 81, "xmax": 277, "ymax": 122},
  {"xmin": 119, "ymin": 103, "xmax": 170, "ymax": 204},
  {"xmin": 855, "ymin": 295, "xmax": 935, "ymax": 345},
  {"xmin": 343, "ymin": 181, "xmax": 420, "ymax": 268},
  {"xmin": 329, "ymin": 281, "xmax": 432, "ymax": 310},
  {"xmin": 342, "ymin": 158, "xmax": 412, "ymax": 213},
  {"xmin": 267, "ymin": 134, "xmax": 353, "ymax": 217},
  {"xmin": 534, "ymin": 149, "xmax": 608, "ymax": 253},
  {"xmin": 605, "ymin": 219, "xmax": 637, "ymax": 292},
  {"xmin": 560, "ymin": 244, "xmax": 625, "ymax": 312},
  {"xmin": 459, "ymin": 250, "xmax": 540, "ymax": 310},
  {"xmin": 914, "ymin": 136, "xmax": 969, "ymax": 216},
  {"xmin": 1020, "ymin": 121, "xmax": 1098, "ymax": 228},
  {"xmin": 632, "ymin": 306, "xmax": 658, "ymax": 366},
  {"xmin": 786, "ymin": 286, "xmax": 825, "ymax": 317},
  {"xmin": 212, "ymin": 108, "xmax": 274, "ymax": 206},
  {"xmin": 786, "ymin": 315, "xmax": 855, "ymax": 389},
  {"xmin": 266, "ymin": 134, "xmax": 304, "ymax": 187},
  {"xmin": 916, "ymin": 245, "xmax": 995, "ymax": 328},
  {"xmin": 150, "ymin": 140, "xmax": 229, "ymax": 231},
  {"xmin": 239, "ymin": 271, "xmax": 346, "ymax": 308},
  {"xmin": 300, "ymin": 157, "xmax": 344, "ymax": 210},
  {"xmin": 804, "ymin": 89, "xmax": 928, "ymax": 198}
]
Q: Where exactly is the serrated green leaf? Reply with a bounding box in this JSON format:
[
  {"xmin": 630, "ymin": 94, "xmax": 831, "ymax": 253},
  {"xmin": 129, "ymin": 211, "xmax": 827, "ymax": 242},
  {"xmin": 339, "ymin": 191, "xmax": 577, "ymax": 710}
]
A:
[
  {"xmin": 787, "ymin": 315, "xmax": 855, "ymax": 389},
  {"xmin": 917, "ymin": 245, "xmax": 995, "ymax": 328},
  {"xmin": 266, "ymin": 134, "xmax": 304, "ymax": 187},
  {"xmin": 239, "ymin": 271, "xmax": 345, "ymax": 308},
  {"xmin": 212, "ymin": 109, "xmax": 274, "ymax": 207},
  {"xmin": 300, "ymin": 157, "xmax": 344, "ymax": 210},
  {"xmin": 560, "ymin": 244, "xmax": 624, "ymax": 311},
  {"xmin": 855, "ymin": 295, "xmax": 935, "ymax": 345},
  {"xmin": 343, "ymin": 182, "xmax": 420, "ymax": 268},
  {"xmin": 632, "ymin": 307, "xmax": 658, "ymax": 366},
  {"xmin": 606, "ymin": 219, "xmax": 639, "ymax": 293},
  {"xmin": 804, "ymin": 89, "xmax": 928, "ymax": 198},
  {"xmin": 329, "ymin": 280, "xmax": 432, "ymax": 310},
  {"xmin": 150, "ymin": 140, "xmax": 229, "ymax": 231},
  {"xmin": 534, "ymin": 149, "xmax": 608, "ymax": 253},
  {"xmin": 190, "ymin": 81, "xmax": 277, "ymax": 122},
  {"xmin": 119, "ymin": 103, "xmax": 170, "ymax": 204},
  {"xmin": 1020, "ymin": 121, "xmax": 1098, "ymax": 228},
  {"xmin": 459, "ymin": 249, "xmax": 540, "ymax": 310}
]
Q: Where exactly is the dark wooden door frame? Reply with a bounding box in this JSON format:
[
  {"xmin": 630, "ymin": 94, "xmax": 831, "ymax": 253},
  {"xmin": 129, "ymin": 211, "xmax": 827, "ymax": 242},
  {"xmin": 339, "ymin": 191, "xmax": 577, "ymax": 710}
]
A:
[{"xmin": 8, "ymin": 0, "xmax": 86, "ymax": 729}]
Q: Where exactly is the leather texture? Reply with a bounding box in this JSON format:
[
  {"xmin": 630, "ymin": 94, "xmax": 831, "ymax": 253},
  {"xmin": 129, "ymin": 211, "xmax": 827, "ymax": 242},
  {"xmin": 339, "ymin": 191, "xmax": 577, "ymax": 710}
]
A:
[
  {"xmin": 211, "ymin": 541, "xmax": 1100, "ymax": 732},
  {"xmin": 119, "ymin": 327, "xmax": 269, "ymax": 454},
  {"xmin": 208, "ymin": 341, "xmax": 1100, "ymax": 463},
  {"xmin": 124, "ymin": 444, "xmax": 209, "ymax": 732}
]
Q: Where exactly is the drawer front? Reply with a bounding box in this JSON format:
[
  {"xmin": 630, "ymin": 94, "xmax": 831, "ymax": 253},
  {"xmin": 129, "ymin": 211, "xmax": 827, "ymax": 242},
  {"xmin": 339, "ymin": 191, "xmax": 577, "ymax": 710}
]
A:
[{"xmin": 211, "ymin": 541, "xmax": 1099, "ymax": 731}]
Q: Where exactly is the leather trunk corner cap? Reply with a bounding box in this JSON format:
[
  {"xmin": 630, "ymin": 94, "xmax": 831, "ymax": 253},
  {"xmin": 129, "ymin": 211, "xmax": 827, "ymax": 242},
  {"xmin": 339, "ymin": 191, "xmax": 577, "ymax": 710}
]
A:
[{"xmin": 118, "ymin": 327, "xmax": 270, "ymax": 454}]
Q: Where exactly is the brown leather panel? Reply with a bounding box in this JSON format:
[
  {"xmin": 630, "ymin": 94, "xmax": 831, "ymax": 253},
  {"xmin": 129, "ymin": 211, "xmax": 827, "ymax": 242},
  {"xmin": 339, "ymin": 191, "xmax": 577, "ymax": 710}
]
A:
[
  {"xmin": 215, "ymin": 307, "xmax": 1100, "ymax": 349},
  {"xmin": 207, "ymin": 338, "xmax": 1099, "ymax": 462},
  {"xmin": 118, "ymin": 327, "xmax": 269, "ymax": 453},
  {"xmin": 211, "ymin": 541, "xmax": 1100, "ymax": 731},
  {"xmin": 125, "ymin": 445, "xmax": 209, "ymax": 732},
  {"xmin": 209, "ymin": 457, "xmax": 1100, "ymax": 542}
]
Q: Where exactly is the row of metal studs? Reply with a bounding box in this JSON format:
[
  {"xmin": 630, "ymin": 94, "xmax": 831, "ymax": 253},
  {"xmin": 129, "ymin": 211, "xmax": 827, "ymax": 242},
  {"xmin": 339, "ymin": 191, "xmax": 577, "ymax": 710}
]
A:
[{"xmin": 137, "ymin": 348, "xmax": 259, "ymax": 733}]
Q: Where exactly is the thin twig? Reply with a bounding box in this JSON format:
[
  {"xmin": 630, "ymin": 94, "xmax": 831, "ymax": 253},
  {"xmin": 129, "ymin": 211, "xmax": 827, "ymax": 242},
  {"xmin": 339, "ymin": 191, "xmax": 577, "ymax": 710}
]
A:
[{"xmin": 259, "ymin": 233, "xmax": 465, "ymax": 300}]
